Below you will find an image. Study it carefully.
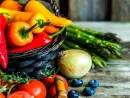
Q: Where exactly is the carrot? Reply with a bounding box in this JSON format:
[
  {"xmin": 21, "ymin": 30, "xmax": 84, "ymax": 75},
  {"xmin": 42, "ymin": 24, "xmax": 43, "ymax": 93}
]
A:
[
  {"xmin": 54, "ymin": 76, "xmax": 68, "ymax": 98},
  {"xmin": 0, "ymin": 0, "xmax": 23, "ymax": 11},
  {"xmin": 44, "ymin": 25, "xmax": 60, "ymax": 34}
]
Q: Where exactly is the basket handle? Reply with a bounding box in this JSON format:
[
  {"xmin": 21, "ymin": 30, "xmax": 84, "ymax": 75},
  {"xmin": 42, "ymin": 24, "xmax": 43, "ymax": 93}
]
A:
[{"xmin": 41, "ymin": 0, "xmax": 60, "ymax": 16}]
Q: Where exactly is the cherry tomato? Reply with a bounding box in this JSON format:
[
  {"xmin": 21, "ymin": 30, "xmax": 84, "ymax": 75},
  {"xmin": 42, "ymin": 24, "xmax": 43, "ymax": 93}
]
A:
[
  {"xmin": 8, "ymin": 91, "xmax": 32, "ymax": 98},
  {"xmin": 16, "ymin": 80, "xmax": 47, "ymax": 98},
  {"xmin": 41, "ymin": 75, "xmax": 68, "ymax": 98},
  {"xmin": 0, "ymin": 93, "xmax": 5, "ymax": 98}
]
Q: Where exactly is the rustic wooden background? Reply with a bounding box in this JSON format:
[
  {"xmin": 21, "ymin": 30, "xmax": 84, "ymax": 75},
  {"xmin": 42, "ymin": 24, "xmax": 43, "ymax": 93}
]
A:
[
  {"xmin": 59, "ymin": 0, "xmax": 130, "ymax": 21},
  {"xmin": 0, "ymin": 0, "xmax": 130, "ymax": 21}
]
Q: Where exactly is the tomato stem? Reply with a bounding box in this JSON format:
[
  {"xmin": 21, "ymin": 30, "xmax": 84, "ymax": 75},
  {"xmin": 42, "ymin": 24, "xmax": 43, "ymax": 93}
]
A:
[
  {"xmin": 0, "ymin": 72, "xmax": 31, "ymax": 84},
  {"xmin": 0, "ymin": 86, "xmax": 7, "ymax": 93},
  {"xmin": 7, "ymin": 84, "xmax": 16, "ymax": 97},
  {"xmin": 40, "ymin": 67, "xmax": 59, "ymax": 77}
]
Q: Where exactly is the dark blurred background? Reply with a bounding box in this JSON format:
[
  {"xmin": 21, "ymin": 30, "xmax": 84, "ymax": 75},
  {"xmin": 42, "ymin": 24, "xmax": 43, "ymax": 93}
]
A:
[
  {"xmin": 1, "ymin": 0, "xmax": 130, "ymax": 22},
  {"xmin": 59, "ymin": 0, "xmax": 130, "ymax": 21}
]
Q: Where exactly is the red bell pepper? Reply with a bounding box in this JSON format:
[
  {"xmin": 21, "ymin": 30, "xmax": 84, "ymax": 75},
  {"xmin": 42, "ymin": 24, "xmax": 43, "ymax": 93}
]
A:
[
  {"xmin": 0, "ymin": 14, "xmax": 8, "ymax": 69},
  {"xmin": 8, "ymin": 32, "xmax": 52, "ymax": 53}
]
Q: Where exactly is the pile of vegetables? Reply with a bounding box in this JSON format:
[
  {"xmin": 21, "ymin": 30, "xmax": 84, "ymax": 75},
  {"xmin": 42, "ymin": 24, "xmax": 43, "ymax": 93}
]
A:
[
  {"xmin": 61, "ymin": 25, "xmax": 122, "ymax": 68},
  {"xmin": 0, "ymin": 0, "xmax": 71, "ymax": 97},
  {"xmin": 0, "ymin": 0, "xmax": 123, "ymax": 97},
  {"xmin": 0, "ymin": 0, "xmax": 72, "ymax": 69},
  {"xmin": 0, "ymin": 71, "xmax": 68, "ymax": 98}
]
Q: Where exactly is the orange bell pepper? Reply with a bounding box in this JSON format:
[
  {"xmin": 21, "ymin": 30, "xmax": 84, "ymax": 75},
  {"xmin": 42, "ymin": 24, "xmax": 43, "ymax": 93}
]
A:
[
  {"xmin": 0, "ymin": 0, "xmax": 23, "ymax": 11},
  {"xmin": 6, "ymin": 22, "xmax": 33, "ymax": 47},
  {"xmin": 6, "ymin": 19, "xmax": 49, "ymax": 47}
]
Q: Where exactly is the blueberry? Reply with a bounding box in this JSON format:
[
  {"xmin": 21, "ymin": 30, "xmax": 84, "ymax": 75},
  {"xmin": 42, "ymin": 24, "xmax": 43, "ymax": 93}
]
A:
[
  {"xmin": 83, "ymin": 87, "xmax": 96, "ymax": 96},
  {"xmin": 71, "ymin": 79, "xmax": 83, "ymax": 87},
  {"xmin": 68, "ymin": 90, "xmax": 79, "ymax": 98},
  {"xmin": 88, "ymin": 79, "xmax": 100, "ymax": 88}
]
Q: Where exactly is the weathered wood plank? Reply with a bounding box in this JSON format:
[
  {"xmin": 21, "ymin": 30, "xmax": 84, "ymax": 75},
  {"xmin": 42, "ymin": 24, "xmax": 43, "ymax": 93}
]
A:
[
  {"xmin": 112, "ymin": 0, "xmax": 130, "ymax": 21},
  {"xmin": 68, "ymin": 36, "xmax": 130, "ymax": 98},
  {"xmin": 69, "ymin": 0, "xmax": 110, "ymax": 21}
]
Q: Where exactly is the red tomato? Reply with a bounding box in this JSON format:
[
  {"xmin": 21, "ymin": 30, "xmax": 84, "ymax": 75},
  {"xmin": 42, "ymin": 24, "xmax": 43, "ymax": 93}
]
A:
[
  {"xmin": 41, "ymin": 75, "xmax": 68, "ymax": 98},
  {"xmin": 16, "ymin": 80, "xmax": 47, "ymax": 98},
  {"xmin": 0, "ymin": 93, "xmax": 5, "ymax": 98},
  {"xmin": 8, "ymin": 91, "xmax": 32, "ymax": 98}
]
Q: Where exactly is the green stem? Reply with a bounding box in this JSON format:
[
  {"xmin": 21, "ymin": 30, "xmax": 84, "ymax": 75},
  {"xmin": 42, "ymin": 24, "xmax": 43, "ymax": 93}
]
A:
[
  {"xmin": 25, "ymin": 20, "xmax": 50, "ymax": 34},
  {"xmin": 7, "ymin": 85, "xmax": 16, "ymax": 97},
  {"xmin": 0, "ymin": 86, "xmax": 8, "ymax": 93},
  {"xmin": 25, "ymin": 23, "xmax": 37, "ymax": 34},
  {"xmin": 50, "ymin": 27, "xmax": 65, "ymax": 38},
  {"xmin": 0, "ymin": 72, "xmax": 31, "ymax": 84},
  {"xmin": 19, "ymin": 19, "xmax": 50, "ymax": 38}
]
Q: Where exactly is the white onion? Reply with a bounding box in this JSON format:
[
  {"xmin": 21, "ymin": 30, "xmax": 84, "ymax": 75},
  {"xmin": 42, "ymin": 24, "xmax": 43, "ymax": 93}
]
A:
[{"xmin": 57, "ymin": 49, "xmax": 92, "ymax": 78}]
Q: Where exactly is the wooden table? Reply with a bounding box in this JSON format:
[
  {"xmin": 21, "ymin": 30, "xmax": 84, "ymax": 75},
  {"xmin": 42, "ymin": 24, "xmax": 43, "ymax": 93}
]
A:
[{"xmin": 69, "ymin": 22, "xmax": 130, "ymax": 98}]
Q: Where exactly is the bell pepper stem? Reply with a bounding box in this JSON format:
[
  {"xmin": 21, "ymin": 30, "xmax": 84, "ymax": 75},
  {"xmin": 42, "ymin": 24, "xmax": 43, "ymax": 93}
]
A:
[
  {"xmin": 25, "ymin": 23, "xmax": 37, "ymax": 34},
  {"xmin": 19, "ymin": 19, "xmax": 50, "ymax": 38},
  {"xmin": 50, "ymin": 27, "xmax": 65, "ymax": 39},
  {"xmin": 25, "ymin": 20, "xmax": 50, "ymax": 34}
]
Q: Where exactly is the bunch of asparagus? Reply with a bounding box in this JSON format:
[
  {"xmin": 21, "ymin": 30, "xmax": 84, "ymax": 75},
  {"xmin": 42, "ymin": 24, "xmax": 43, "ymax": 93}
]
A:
[{"xmin": 61, "ymin": 25, "xmax": 122, "ymax": 68}]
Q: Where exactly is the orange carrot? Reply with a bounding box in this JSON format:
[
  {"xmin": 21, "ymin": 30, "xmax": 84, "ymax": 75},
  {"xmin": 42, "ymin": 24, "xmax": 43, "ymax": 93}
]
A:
[
  {"xmin": 54, "ymin": 76, "xmax": 68, "ymax": 98},
  {"xmin": 0, "ymin": 0, "xmax": 23, "ymax": 11},
  {"xmin": 44, "ymin": 25, "xmax": 60, "ymax": 35}
]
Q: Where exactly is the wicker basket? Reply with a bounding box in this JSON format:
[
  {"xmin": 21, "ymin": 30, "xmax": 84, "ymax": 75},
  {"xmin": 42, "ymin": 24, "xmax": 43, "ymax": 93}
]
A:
[{"xmin": 3, "ymin": 0, "xmax": 66, "ymax": 79}]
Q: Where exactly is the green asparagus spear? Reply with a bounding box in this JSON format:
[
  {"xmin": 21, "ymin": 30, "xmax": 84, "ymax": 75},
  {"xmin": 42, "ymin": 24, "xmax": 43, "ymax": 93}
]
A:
[
  {"xmin": 68, "ymin": 24, "xmax": 102, "ymax": 35},
  {"xmin": 61, "ymin": 42, "xmax": 106, "ymax": 67},
  {"xmin": 68, "ymin": 25, "xmax": 122, "ymax": 43},
  {"xmin": 92, "ymin": 54, "xmax": 106, "ymax": 67},
  {"xmin": 66, "ymin": 30, "xmax": 121, "ymax": 51},
  {"xmin": 63, "ymin": 40, "xmax": 121, "ymax": 60},
  {"xmin": 61, "ymin": 44, "xmax": 70, "ymax": 50}
]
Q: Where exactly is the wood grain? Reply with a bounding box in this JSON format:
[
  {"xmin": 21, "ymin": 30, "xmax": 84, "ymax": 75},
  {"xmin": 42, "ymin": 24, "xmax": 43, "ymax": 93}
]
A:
[
  {"xmin": 68, "ymin": 23, "xmax": 130, "ymax": 98},
  {"xmin": 112, "ymin": 0, "xmax": 130, "ymax": 21},
  {"xmin": 69, "ymin": 57, "xmax": 130, "ymax": 98},
  {"xmin": 69, "ymin": 0, "xmax": 110, "ymax": 21}
]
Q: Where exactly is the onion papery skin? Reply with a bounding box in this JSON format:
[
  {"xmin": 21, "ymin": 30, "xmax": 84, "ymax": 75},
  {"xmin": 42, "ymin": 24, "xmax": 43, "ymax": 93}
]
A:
[{"xmin": 57, "ymin": 49, "xmax": 92, "ymax": 78}]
